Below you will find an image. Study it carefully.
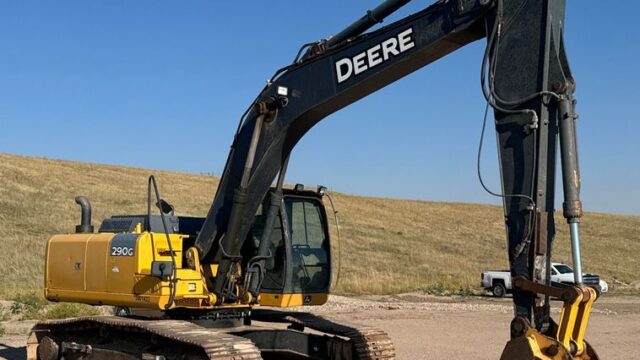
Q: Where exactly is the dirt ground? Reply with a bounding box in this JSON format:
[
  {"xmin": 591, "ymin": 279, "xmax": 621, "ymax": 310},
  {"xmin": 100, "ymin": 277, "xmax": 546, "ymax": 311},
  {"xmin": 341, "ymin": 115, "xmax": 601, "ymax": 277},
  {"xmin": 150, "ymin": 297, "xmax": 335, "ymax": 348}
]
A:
[
  {"xmin": 1, "ymin": 293, "xmax": 638, "ymax": 359},
  {"xmin": 312, "ymin": 293, "xmax": 640, "ymax": 359}
]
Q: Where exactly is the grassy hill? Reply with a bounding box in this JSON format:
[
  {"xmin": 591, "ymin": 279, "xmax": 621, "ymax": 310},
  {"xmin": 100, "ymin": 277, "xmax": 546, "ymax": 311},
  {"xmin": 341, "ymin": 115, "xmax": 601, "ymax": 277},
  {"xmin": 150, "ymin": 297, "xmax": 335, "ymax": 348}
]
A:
[{"xmin": 0, "ymin": 152, "xmax": 638, "ymax": 299}]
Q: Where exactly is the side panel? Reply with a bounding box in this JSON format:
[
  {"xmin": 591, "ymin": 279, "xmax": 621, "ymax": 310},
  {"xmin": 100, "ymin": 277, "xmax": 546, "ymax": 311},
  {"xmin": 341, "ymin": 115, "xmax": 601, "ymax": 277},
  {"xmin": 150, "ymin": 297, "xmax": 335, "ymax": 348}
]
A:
[
  {"xmin": 45, "ymin": 232, "xmax": 207, "ymax": 309},
  {"xmin": 85, "ymin": 235, "xmax": 110, "ymax": 292},
  {"xmin": 106, "ymin": 234, "xmax": 138, "ymax": 294},
  {"xmin": 46, "ymin": 233, "xmax": 113, "ymax": 292},
  {"xmin": 259, "ymin": 293, "xmax": 328, "ymax": 307}
]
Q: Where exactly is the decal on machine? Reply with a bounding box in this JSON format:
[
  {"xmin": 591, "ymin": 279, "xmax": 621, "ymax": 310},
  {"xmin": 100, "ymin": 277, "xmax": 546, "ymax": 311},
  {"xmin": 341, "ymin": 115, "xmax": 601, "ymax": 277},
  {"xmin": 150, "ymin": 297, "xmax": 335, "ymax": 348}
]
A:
[
  {"xmin": 334, "ymin": 27, "xmax": 415, "ymax": 84},
  {"xmin": 111, "ymin": 246, "xmax": 134, "ymax": 256},
  {"xmin": 110, "ymin": 233, "xmax": 139, "ymax": 257}
]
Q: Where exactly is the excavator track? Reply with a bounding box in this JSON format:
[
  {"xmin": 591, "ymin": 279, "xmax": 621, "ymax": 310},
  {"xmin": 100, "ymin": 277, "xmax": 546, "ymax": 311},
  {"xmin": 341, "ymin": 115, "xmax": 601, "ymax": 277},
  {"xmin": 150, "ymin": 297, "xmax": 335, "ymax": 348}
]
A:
[
  {"xmin": 251, "ymin": 310, "xmax": 396, "ymax": 360},
  {"xmin": 28, "ymin": 316, "xmax": 262, "ymax": 360},
  {"xmin": 28, "ymin": 312, "xmax": 394, "ymax": 360}
]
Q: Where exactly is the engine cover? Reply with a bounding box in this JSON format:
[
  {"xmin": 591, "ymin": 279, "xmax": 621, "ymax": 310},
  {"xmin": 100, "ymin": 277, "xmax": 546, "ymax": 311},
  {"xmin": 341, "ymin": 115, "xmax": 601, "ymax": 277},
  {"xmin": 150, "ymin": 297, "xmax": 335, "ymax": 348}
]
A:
[{"xmin": 44, "ymin": 231, "xmax": 210, "ymax": 309}]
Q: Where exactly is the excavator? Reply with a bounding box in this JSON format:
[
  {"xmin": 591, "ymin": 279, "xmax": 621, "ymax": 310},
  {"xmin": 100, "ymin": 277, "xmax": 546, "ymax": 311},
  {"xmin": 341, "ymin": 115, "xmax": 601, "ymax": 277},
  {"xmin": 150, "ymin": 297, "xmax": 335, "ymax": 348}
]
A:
[{"xmin": 28, "ymin": 0, "xmax": 599, "ymax": 359}]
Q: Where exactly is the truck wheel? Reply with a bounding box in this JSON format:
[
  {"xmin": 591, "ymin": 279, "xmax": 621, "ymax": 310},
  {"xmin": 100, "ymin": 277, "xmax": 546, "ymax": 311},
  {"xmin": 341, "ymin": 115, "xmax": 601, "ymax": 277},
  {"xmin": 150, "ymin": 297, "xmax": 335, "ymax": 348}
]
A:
[{"xmin": 492, "ymin": 283, "xmax": 506, "ymax": 298}]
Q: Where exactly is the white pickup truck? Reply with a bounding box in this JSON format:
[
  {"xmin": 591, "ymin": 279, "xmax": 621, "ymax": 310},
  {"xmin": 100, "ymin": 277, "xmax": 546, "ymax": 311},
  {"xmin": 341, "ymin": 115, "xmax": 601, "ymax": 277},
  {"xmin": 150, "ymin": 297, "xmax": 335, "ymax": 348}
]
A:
[{"xmin": 481, "ymin": 263, "xmax": 608, "ymax": 297}]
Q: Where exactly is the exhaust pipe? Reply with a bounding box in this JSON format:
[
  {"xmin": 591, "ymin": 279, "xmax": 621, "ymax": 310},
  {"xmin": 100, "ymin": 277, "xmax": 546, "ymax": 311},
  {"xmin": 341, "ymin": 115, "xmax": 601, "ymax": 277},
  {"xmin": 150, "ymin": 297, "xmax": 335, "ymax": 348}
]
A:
[{"xmin": 75, "ymin": 196, "xmax": 95, "ymax": 233}]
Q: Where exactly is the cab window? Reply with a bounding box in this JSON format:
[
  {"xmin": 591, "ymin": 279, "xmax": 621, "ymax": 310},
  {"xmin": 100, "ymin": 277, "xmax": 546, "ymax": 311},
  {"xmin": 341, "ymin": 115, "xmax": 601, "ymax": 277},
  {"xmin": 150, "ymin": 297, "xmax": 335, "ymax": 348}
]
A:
[
  {"xmin": 244, "ymin": 202, "xmax": 286, "ymax": 291},
  {"xmin": 286, "ymin": 198, "xmax": 330, "ymax": 293}
]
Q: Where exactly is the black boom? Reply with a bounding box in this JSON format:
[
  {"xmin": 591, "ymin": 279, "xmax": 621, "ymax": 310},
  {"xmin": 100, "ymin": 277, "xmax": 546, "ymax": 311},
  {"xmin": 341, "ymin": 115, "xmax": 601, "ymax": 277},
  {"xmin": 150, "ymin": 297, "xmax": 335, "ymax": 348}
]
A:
[{"xmin": 194, "ymin": 0, "xmax": 582, "ymax": 335}]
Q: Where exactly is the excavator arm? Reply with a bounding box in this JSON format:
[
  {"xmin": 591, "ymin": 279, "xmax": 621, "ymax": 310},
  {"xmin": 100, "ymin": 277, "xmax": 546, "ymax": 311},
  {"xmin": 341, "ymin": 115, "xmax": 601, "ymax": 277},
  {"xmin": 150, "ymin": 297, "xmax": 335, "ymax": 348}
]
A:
[{"xmin": 195, "ymin": 0, "xmax": 594, "ymax": 357}]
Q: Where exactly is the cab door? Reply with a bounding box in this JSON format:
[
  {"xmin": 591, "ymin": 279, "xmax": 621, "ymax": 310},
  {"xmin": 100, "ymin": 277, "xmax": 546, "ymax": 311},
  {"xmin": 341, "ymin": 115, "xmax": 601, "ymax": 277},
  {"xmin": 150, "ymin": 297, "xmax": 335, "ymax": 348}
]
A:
[{"xmin": 259, "ymin": 190, "xmax": 331, "ymax": 307}]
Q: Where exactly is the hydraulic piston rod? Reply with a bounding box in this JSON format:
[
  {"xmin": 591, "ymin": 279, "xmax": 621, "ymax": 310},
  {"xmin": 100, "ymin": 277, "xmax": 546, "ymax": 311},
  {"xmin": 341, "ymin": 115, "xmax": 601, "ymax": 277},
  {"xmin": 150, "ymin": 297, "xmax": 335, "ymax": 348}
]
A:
[
  {"xmin": 325, "ymin": 0, "xmax": 412, "ymax": 48},
  {"xmin": 570, "ymin": 222, "xmax": 583, "ymax": 284},
  {"xmin": 558, "ymin": 97, "xmax": 584, "ymax": 284}
]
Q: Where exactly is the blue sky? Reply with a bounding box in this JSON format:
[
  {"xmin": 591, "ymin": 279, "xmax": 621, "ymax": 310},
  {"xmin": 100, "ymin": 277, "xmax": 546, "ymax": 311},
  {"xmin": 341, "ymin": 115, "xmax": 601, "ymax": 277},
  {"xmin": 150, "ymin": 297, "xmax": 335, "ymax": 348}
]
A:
[{"xmin": 1, "ymin": 1, "xmax": 638, "ymax": 215}]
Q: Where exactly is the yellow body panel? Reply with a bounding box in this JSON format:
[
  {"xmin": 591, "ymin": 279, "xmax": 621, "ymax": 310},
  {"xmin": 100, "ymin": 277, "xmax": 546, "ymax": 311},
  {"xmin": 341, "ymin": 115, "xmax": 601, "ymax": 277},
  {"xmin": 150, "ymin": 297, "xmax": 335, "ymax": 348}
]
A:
[
  {"xmin": 45, "ymin": 232, "xmax": 211, "ymax": 310},
  {"xmin": 259, "ymin": 293, "xmax": 328, "ymax": 307},
  {"xmin": 85, "ymin": 236, "xmax": 109, "ymax": 292},
  {"xmin": 46, "ymin": 233, "xmax": 112, "ymax": 292}
]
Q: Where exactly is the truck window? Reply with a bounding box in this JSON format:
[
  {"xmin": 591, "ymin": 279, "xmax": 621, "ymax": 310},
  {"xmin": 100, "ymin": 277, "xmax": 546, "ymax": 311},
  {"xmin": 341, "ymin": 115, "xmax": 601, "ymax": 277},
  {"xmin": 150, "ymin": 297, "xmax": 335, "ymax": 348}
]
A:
[{"xmin": 554, "ymin": 264, "xmax": 573, "ymax": 274}]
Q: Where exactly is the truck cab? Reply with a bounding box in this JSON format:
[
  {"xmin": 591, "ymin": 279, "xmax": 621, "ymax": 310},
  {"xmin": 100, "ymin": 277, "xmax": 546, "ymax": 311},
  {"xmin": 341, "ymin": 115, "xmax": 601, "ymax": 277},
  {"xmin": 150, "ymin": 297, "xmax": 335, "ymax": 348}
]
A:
[
  {"xmin": 481, "ymin": 263, "xmax": 608, "ymax": 298},
  {"xmin": 549, "ymin": 263, "xmax": 608, "ymax": 293}
]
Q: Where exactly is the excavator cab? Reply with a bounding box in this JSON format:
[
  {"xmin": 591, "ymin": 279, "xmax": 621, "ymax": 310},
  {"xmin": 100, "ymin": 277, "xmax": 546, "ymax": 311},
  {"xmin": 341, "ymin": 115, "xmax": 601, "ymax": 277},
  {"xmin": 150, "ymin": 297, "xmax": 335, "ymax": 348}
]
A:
[{"xmin": 245, "ymin": 186, "xmax": 332, "ymax": 307}]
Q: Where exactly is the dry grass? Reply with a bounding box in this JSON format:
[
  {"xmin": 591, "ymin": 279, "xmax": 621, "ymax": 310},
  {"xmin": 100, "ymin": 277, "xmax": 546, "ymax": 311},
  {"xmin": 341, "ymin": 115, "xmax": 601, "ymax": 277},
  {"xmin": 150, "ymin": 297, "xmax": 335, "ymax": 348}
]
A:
[
  {"xmin": 0, "ymin": 152, "xmax": 638, "ymax": 299},
  {"xmin": 331, "ymin": 193, "xmax": 640, "ymax": 295}
]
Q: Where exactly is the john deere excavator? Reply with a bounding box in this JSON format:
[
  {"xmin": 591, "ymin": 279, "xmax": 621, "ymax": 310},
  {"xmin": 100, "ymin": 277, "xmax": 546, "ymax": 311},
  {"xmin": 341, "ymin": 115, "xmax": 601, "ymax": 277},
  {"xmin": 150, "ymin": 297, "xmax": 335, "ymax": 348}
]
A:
[{"xmin": 29, "ymin": 0, "xmax": 599, "ymax": 359}]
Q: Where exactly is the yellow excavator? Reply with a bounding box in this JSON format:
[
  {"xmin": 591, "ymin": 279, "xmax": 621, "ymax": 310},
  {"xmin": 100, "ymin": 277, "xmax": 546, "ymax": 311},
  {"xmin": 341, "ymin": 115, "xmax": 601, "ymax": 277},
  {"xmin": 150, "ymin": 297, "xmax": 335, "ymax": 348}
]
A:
[{"xmin": 29, "ymin": 0, "xmax": 600, "ymax": 359}]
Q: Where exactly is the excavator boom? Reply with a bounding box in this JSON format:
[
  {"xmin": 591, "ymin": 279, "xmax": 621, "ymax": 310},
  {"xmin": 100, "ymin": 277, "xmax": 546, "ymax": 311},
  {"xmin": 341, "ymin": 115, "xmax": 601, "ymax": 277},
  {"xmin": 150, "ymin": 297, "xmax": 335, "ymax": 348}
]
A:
[
  {"xmin": 31, "ymin": 1, "xmax": 598, "ymax": 359},
  {"xmin": 196, "ymin": 0, "xmax": 492, "ymax": 298},
  {"xmin": 193, "ymin": 0, "xmax": 595, "ymax": 356}
]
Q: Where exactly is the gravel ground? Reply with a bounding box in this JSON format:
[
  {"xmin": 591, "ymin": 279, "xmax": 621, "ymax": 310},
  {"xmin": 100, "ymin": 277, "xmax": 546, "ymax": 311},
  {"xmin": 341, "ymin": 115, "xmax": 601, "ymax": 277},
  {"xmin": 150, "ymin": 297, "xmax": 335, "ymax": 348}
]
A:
[
  {"xmin": 1, "ymin": 293, "xmax": 638, "ymax": 359},
  {"xmin": 302, "ymin": 293, "xmax": 639, "ymax": 359}
]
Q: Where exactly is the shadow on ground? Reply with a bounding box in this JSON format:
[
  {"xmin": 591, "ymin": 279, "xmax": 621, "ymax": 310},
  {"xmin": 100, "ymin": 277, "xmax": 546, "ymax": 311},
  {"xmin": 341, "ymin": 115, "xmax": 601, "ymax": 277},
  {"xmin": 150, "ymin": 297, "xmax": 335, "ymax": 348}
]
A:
[{"xmin": 0, "ymin": 343, "xmax": 26, "ymax": 360}]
